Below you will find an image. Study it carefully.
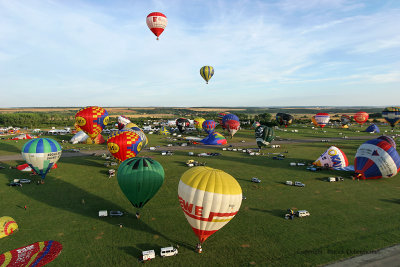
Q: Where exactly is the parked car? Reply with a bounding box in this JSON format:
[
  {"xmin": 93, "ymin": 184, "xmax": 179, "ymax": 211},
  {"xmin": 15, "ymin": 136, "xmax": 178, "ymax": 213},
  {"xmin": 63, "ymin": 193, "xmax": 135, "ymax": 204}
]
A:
[
  {"xmin": 160, "ymin": 247, "xmax": 178, "ymax": 257},
  {"xmin": 285, "ymin": 181, "xmax": 293, "ymax": 186},
  {"xmin": 109, "ymin": 210, "xmax": 124, "ymax": 217},
  {"xmin": 19, "ymin": 179, "xmax": 31, "ymax": 184},
  {"xmin": 8, "ymin": 182, "xmax": 22, "ymax": 187},
  {"xmin": 296, "ymin": 210, "xmax": 310, "ymax": 217},
  {"xmin": 294, "ymin": 181, "xmax": 305, "ymax": 187},
  {"xmin": 251, "ymin": 177, "xmax": 261, "ymax": 183}
]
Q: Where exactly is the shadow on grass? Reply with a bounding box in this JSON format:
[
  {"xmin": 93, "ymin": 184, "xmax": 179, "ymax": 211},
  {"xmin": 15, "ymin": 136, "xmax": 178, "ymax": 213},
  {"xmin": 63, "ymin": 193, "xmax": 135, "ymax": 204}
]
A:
[
  {"xmin": 249, "ymin": 208, "xmax": 283, "ymax": 218},
  {"xmin": 380, "ymin": 199, "xmax": 400, "ymax": 205},
  {"xmin": 0, "ymin": 141, "xmax": 22, "ymax": 154},
  {"xmin": 0, "ymin": 160, "xmax": 193, "ymax": 256}
]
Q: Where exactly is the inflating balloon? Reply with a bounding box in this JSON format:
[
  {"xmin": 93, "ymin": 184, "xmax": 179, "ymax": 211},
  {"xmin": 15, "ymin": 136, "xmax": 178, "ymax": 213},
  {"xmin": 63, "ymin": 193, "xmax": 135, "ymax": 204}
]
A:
[
  {"xmin": 118, "ymin": 115, "xmax": 131, "ymax": 130},
  {"xmin": 146, "ymin": 12, "xmax": 167, "ymax": 40},
  {"xmin": 354, "ymin": 138, "xmax": 400, "ymax": 179},
  {"xmin": 382, "ymin": 107, "xmax": 400, "ymax": 129},
  {"xmin": 313, "ymin": 146, "xmax": 348, "ymax": 168},
  {"xmin": 194, "ymin": 117, "xmax": 206, "ymax": 133},
  {"xmin": 377, "ymin": 135, "xmax": 396, "ymax": 149},
  {"xmin": 365, "ymin": 124, "xmax": 380, "ymax": 133},
  {"xmin": 178, "ymin": 167, "xmax": 242, "ymax": 252},
  {"xmin": 354, "ymin": 111, "xmax": 369, "ymax": 125},
  {"xmin": 201, "ymin": 132, "xmax": 227, "ymax": 145},
  {"xmin": 75, "ymin": 106, "xmax": 109, "ymax": 139},
  {"xmin": 176, "ymin": 118, "xmax": 190, "ymax": 133},
  {"xmin": 159, "ymin": 126, "xmax": 172, "ymax": 135},
  {"xmin": 21, "ymin": 138, "xmax": 62, "ymax": 181},
  {"xmin": 202, "ymin": 120, "xmax": 216, "ymax": 134},
  {"xmin": 255, "ymin": 125, "xmax": 275, "ymax": 148},
  {"xmin": 314, "ymin": 113, "xmax": 330, "ymax": 128},
  {"xmin": 340, "ymin": 115, "xmax": 351, "ymax": 126}
]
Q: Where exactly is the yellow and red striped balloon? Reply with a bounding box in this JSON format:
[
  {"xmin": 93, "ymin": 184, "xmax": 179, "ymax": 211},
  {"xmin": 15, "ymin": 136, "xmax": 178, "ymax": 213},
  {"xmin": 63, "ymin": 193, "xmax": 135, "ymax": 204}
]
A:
[
  {"xmin": 0, "ymin": 216, "xmax": 18, "ymax": 239},
  {"xmin": 178, "ymin": 167, "xmax": 242, "ymax": 244}
]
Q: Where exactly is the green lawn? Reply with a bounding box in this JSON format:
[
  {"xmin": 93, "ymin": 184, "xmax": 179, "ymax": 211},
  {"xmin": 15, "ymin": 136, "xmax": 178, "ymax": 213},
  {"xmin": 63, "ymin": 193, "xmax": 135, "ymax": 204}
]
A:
[{"xmin": 1, "ymin": 126, "xmax": 400, "ymax": 266}]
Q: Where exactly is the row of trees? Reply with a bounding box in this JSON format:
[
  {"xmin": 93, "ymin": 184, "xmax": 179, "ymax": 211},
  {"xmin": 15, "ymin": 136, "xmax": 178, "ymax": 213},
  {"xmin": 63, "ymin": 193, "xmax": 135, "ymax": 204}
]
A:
[{"xmin": 0, "ymin": 113, "xmax": 75, "ymax": 128}]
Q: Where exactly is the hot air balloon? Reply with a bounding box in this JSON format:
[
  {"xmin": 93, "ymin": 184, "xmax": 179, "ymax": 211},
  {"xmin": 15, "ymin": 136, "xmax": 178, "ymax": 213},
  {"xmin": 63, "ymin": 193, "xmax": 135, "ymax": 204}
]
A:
[
  {"xmin": 201, "ymin": 132, "xmax": 227, "ymax": 145},
  {"xmin": 354, "ymin": 111, "xmax": 369, "ymax": 125},
  {"xmin": 252, "ymin": 121, "xmax": 261, "ymax": 129},
  {"xmin": 313, "ymin": 146, "xmax": 349, "ymax": 168},
  {"xmin": 75, "ymin": 106, "xmax": 109, "ymax": 139},
  {"xmin": 146, "ymin": 12, "xmax": 167, "ymax": 40},
  {"xmin": 311, "ymin": 116, "xmax": 319, "ymax": 127},
  {"xmin": 117, "ymin": 157, "xmax": 164, "ymax": 217},
  {"xmin": 117, "ymin": 115, "xmax": 131, "ymax": 130},
  {"xmin": 124, "ymin": 125, "xmax": 148, "ymax": 148},
  {"xmin": 107, "ymin": 130, "xmax": 143, "ymax": 162},
  {"xmin": 377, "ymin": 135, "xmax": 396, "ymax": 148},
  {"xmin": 194, "ymin": 117, "xmax": 206, "ymax": 133},
  {"xmin": 0, "ymin": 240, "xmax": 63, "ymax": 267},
  {"xmin": 178, "ymin": 167, "xmax": 242, "ymax": 252},
  {"xmin": 354, "ymin": 138, "xmax": 400, "ymax": 179},
  {"xmin": 225, "ymin": 119, "xmax": 240, "ymax": 138},
  {"xmin": 159, "ymin": 126, "xmax": 172, "ymax": 135},
  {"xmin": 276, "ymin": 113, "xmax": 294, "ymax": 128},
  {"xmin": 218, "ymin": 113, "xmax": 227, "ymax": 129},
  {"xmin": 314, "ymin": 113, "xmax": 330, "ymax": 128},
  {"xmin": 382, "ymin": 107, "xmax": 400, "ymax": 129},
  {"xmin": 255, "ymin": 125, "xmax": 275, "ymax": 149},
  {"xmin": 200, "ymin": 66, "xmax": 214, "ymax": 84},
  {"xmin": 0, "ymin": 216, "xmax": 18, "ymax": 239},
  {"xmin": 21, "ymin": 138, "xmax": 62, "ymax": 183},
  {"xmin": 202, "ymin": 120, "xmax": 216, "ymax": 134},
  {"xmin": 365, "ymin": 124, "xmax": 380, "ymax": 133},
  {"xmin": 176, "ymin": 118, "xmax": 190, "ymax": 133},
  {"xmin": 340, "ymin": 114, "xmax": 351, "ymax": 126},
  {"xmin": 222, "ymin": 114, "xmax": 239, "ymax": 126}
]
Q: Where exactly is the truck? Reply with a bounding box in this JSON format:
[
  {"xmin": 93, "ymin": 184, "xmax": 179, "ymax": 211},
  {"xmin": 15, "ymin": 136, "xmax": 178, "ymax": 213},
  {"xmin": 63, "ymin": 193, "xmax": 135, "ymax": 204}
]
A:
[{"xmin": 160, "ymin": 247, "xmax": 178, "ymax": 257}]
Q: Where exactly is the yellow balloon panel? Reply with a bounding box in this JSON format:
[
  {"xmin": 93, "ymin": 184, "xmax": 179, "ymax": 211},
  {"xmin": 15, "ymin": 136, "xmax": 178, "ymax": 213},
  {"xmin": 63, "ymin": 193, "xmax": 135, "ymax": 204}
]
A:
[{"xmin": 0, "ymin": 216, "xmax": 18, "ymax": 239}]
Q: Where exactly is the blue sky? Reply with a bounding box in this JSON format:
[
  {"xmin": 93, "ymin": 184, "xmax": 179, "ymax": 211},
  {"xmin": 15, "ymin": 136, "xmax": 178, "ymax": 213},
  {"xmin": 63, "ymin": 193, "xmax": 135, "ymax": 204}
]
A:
[{"xmin": 1, "ymin": 0, "xmax": 399, "ymax": 107}]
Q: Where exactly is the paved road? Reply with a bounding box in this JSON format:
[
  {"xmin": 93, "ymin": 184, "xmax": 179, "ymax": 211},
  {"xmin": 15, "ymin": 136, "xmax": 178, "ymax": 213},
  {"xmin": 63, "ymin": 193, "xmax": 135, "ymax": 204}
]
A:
[
  {"xmin": 324, "ymin": 244, "xmax": 400, "ymax": 267},
  {"xmin": 0, "ymin": 135, "xmax": 375, "ymax": 162}
]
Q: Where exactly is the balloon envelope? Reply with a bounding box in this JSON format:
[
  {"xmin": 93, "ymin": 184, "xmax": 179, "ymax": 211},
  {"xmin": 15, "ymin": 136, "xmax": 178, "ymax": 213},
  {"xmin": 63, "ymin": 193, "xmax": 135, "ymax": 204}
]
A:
[
  {"xmin": 276, "ymin": 113, "xmax": 293, "ymax": 127},
  {"xmin": 194, "ymin": 117, "xmax": 206, "ymax": 132},
  {"xmin": 118, "ymin": 115, "xmax": 131, "ymax": 130},
  {"xmin": 200, "ymin": 66, "xmax": 214, "ymax": 84},
  {"xmin": 315, "ymin": 113, "xmax": 330, "ymax": 128},
  {"xmin": 117, "ymin": 157, "xmax": 164, "ymax": 209},
  {"xmin": 21, "ymin": 138, "xmax": 62, "ymax": 180},
  {"xmin": 354, "ymin": 138, "xmax": 400, "ymax": 179},
  {"xmin": 0, "ymin": 216, "xmax": 18, "ymax": 239},
  {"xmin": 75, "ymin": 106, "xmax": 109, "ymax": 139},
  {"xmin": 354, "ymin": 111, "xmax": 369, "ymax": 125},
  {"xmin": 202, "ymin": 120, "xmax": 216, "ymax": 134},
  {"xmin": 365, "ymin": 124, "xmax": 380, "ymax": 133},
  {"xmin": 341, "ymin": 115, "xmax": 351, "ymax": 126},
  {"xmin": 255, "ymin": 125, "xmax": 275, "ymax": 148},
  {"xmin": 382, "ymin": 107, "xmax": 400, "ymax": 128},
  {"xmin": 159, "ymin": 126, "xmax": 172, "ymax": 135},
  {"xmin": 201, "ymin": 132, "xmax": 227, "ymax": 145},
  {"xmin": 178, "ymin": 167, "xmax": 242, "ymax": 244},
  {"xmin": 107, "ymin": 130, "xmax": 143, "ymax": 162},
  {"xmin": 313, "ymin": 146, "xmax": 349, "ymax": 168},
  {"xmin": 146, "ymin": 12, "xmax": 167, "ymax": 40},
  {"xmin": 377, "ymin": 135, "xmax": 396, "ymax": 149},
  {"xmin": 176, "ymin": 118, "xmax": 190, "ymax": 133}
]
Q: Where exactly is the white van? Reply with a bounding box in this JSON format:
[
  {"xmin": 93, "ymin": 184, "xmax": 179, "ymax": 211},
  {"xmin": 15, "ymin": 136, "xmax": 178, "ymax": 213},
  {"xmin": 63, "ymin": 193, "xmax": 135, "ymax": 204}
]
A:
[
  {"xmin": 160, "ymin": 247, "xmax": 178, "ymax": 257},
  {"xmin": 98, "ymin": 210, "xmax": 108, "ymax": 217},
  {"xmin": 142, "ymin": 250, "xmax": 155, "ymax": 261},
  {"xmin": 297, "ymin": 210, "xmax": 310, "ymax": 217}
]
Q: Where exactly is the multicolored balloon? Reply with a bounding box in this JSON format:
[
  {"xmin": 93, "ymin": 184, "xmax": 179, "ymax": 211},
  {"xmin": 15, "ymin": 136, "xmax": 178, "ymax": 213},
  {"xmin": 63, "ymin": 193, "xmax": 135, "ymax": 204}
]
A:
[
  {"xmin": 0, "ymin": 216, "xmax": 18, "ymax": 239},
  {"xmin": 107, "ymin": 130, "xmax": 143, "ymax": 162},
  {"xmin": 75, "ymin": 106, "xmax": 109, "ymax": 139},
  {"xmin": 218, "ymin": 113, "xmax": 227, "ymax": 129},
  {"xmin": 377, "ymin": 135, "xmax": 396, "ymax": 149},
  {"xmin": 21, "ymin": 138, "xmax": 62, "ymax": 181},
  {"xmin": 202, "ymin": 120, "xmax": 216, "ymax": 134},
  {"xmin": 252, "ymin": 121, "xmax": 261, "ymax": 129},
  {"xmin": 117, "ymin": 158, "xmax": 164, "ymax": 210},
  {"xmin": 146, "ymin": 12, "xmax": 167, "ymax": 40},
  {"xmin": 0, "ymin": 240, "xmax": 62, "ymax": 267},
  {"xmin": 176, "ymin": 118, "xmax": 190, "ymax": 133},
  {"xmin": 194, "ymin": 117, "xmax": 206, "ymax": 133},
  {"xmin": 354, "ymin": 111, "xmax": 369, "ymax": 125},
  {"xmin": 255, "ymin": 125, "xmax": 275, "ymax": 148},
  {"xmin": 313, "ymin": 146, "xmax": 349, "ymax": 168},
  {"xmin": 276, "ymin": 113, "xmax": 294, "ymax": 128},
  {"xmin": 340, "ymin": 114, "xmax": 351, "ymax": 126},
  {"xmin": 354, "ymin": 138, "xmax": 400, "ymax": 179},
  {"xmin": 314, "ymin": 113, "xmax": 330, "ymax": 128},
  {"xmin": 178, "ymin": 167, "xmax": 242, "ymax": 248},
  {"xmin": 124, "ymin": 125, "xmax": 148, "ymax": 148},
  {"xmin": 225, "ymin": 119, "xmax": 240, "ymax": 138},
  {"xmin": 201, "ymin": 132, "xmax": 227, "ymax": 145},
  {"xmin": 118, "ymin": 115, "xmax": 131, "ymax": 130},
  {"xmin": 200, "ymin": 66, "xmax": 214, "ymax": 84},
  {"xmin": 382, "ymin": 107, "xmax": 400, "ymax": 129},
  {"xmin": 159, "ymin": 126, "xmax": 172, "ymax": 135}
]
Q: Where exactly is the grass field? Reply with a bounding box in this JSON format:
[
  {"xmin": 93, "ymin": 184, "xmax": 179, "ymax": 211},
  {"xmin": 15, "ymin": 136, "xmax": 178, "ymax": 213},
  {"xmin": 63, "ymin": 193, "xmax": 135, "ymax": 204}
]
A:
[{"xmin": 1, "ymin": 125, "xmax": 400, "ymax": 266}]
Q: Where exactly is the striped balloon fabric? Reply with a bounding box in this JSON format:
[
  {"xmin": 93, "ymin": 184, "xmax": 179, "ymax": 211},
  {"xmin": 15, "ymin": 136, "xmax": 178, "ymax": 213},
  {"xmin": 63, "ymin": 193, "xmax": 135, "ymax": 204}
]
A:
[
  {"xmin": 146, "ymin": 12, "xmax": 167, "ymax": 40},
  {"xmin": 21, "ymin": 138, "xmax": 62, "ymax": 180},
  {"xmin": 200, "ymin": 66, "xmax": 214, "ymax": 84}
]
